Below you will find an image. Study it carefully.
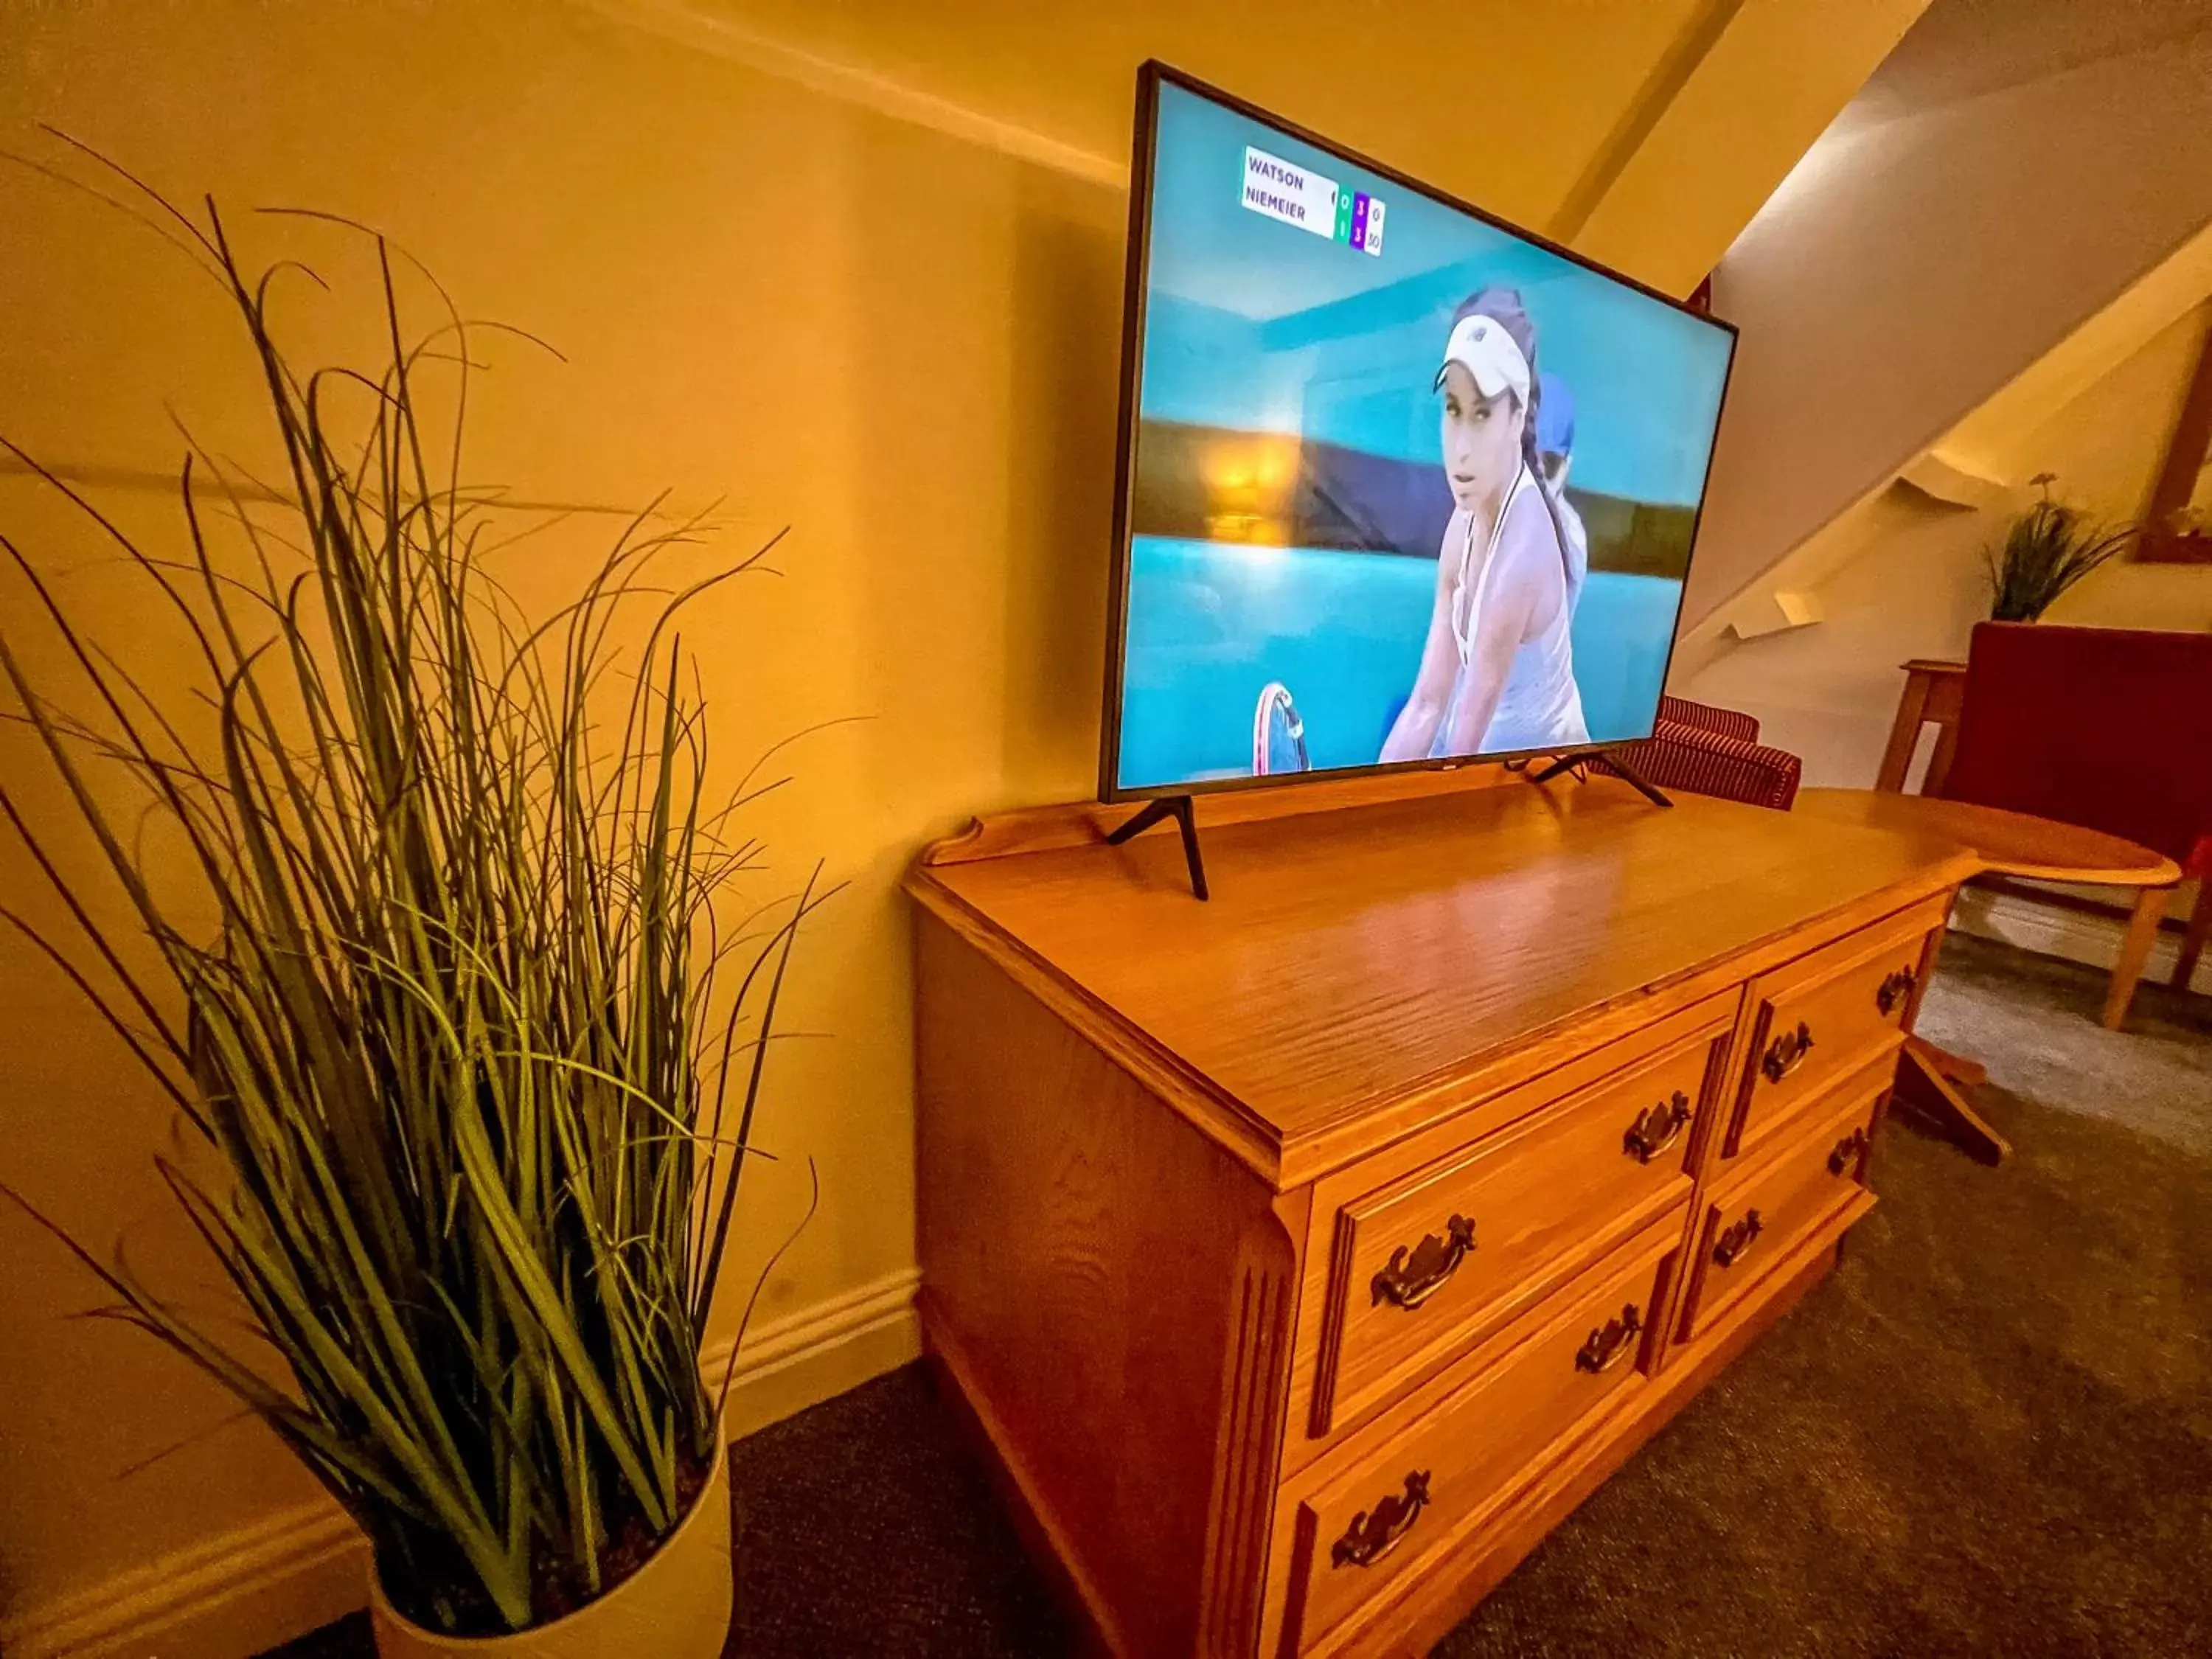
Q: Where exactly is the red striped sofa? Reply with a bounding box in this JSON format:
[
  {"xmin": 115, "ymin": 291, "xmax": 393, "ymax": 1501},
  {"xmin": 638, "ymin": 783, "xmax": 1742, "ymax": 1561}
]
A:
[{"xmin": 1614, "ymin": 695, "xmax": 1802, "ymax": 810}]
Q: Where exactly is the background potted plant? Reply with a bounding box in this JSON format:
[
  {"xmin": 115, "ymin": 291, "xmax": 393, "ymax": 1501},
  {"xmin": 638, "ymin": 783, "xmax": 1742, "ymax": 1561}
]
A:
[
  {"xmin": 0, "ymin": 153, "xmax": 818, "ymax": 1655},
  {"xmin": 1984, "ymin": 472, "xmax": 2138, "ymax": 622}
]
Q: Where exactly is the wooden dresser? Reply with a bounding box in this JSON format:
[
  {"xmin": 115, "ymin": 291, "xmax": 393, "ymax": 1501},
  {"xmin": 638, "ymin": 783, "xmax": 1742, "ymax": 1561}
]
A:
[{"xmin": 905, "ymin": 771, "xmax": 1975, "ymax": 1658}]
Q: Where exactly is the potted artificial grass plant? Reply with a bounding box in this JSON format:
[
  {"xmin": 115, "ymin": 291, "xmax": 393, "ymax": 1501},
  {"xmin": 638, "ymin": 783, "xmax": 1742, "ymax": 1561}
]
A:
[
  {"xmin": 0, "ymin": 156, "xmax": 817, "ymax": 1655},
  {"xmin": 1986, "ymin": 473, "xmax": 2138, "ymax": 622}
]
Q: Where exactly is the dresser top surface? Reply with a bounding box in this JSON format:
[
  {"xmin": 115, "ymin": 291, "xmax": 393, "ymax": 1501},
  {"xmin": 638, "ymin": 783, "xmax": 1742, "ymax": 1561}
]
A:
[{"xmin": 911, "ymin": 777, "xmax": 1971, "ymax": 1174}]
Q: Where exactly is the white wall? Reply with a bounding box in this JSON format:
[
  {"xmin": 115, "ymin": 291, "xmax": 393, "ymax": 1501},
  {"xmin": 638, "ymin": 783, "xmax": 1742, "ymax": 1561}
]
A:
[
  {"xmin": 1677, "ymin": 304, "xmax": 2212, "ymax": 987},
  {"xmin": 1688, "ymin": 25, "xmax": 2212, "ymax": 627},
  {"xmin": 1681, "ymin": 304, "xmax": 2212, "ymax": 785},
  {"xmin": 1682, "ymin": 487, "xmax": 1990, "ymax": 785}
]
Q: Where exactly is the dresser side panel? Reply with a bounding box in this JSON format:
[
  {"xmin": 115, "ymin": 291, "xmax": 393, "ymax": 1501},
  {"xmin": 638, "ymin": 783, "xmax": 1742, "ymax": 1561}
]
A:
[{"xmin": 915, "ymin": 912, "xmax": 1298, "ymax": 1657}]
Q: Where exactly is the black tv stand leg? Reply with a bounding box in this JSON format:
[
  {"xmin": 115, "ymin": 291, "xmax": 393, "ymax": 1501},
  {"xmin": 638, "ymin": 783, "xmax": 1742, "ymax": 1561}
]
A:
[
  {"xmin": 1105, "ymin": 793, "xmax": 1211, "ymax": 900},
  {"xmin": 1528, "ymin": 750, "xmax": 1674, "ymax": 809}
]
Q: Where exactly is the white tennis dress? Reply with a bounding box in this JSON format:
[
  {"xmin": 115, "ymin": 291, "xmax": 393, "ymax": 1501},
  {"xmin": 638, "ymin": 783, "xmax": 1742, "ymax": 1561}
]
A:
[{"xmin": 1440, "ymin": 464, "xmax": 1589, "ymax": 755}]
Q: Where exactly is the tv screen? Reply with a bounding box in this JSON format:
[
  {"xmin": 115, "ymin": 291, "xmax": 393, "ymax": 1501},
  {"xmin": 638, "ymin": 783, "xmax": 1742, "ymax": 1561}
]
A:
[{"xmin": 1101, "ymin": 66, "xmax": 1737, "ymax": 800}]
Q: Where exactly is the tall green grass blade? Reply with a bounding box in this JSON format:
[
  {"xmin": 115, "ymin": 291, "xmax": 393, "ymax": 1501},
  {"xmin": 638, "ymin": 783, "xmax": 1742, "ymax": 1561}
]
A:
[{"xmin": 0, "ymin": 150, "xmax": 808, "ymax": 1632}]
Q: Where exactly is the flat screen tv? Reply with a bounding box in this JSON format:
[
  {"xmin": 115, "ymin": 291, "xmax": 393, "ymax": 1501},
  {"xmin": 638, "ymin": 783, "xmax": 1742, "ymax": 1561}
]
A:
[{"xmin": 1100, "ymin": 63, "xmax": 1738, "ymax": 801}]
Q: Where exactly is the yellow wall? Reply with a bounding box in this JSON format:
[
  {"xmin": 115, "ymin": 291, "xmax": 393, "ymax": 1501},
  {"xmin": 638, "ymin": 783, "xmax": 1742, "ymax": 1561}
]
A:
[
  {"xmin": 0, "ymin": 5, "xmax": 1113, "ymax": 1634},
  {"xmin": 597, "ymin": 0, "xmax": 1708, "ymax": 230},
  {"xmin": 0, "ymin": 0, "xmax": 1912, "ymax": 1646}
]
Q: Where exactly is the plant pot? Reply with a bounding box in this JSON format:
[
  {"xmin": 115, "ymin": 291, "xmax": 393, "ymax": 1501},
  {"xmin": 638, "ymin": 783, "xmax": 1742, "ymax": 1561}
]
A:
[{"xmin": 369, "ymin": 1436, "xmax": 732, "ymax": 1659}]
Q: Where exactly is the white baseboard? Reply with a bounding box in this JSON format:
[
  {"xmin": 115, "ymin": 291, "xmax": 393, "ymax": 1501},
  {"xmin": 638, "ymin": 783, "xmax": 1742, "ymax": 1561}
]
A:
[
  {"xmin": 0, "ymin": 1266, "xmax": 921, "ymax": 1659},
  {"xmin": 1952, "ymin": 886, "xmax": 2211, "ymax": 996},
  {"xmin": 0, "ymin": 1502, "xmax": 365, "ymax": 1659},
  {"xmin": 701, "ymin": 1265, "xmax": 923, "ymax": 1443}
]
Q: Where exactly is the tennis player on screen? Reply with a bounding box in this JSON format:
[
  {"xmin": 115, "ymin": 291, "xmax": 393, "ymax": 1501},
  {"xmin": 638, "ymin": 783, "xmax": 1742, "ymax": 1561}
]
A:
[
  {"xmin": 1380, "ymin": 288, "xmax": 1588, "ymax": 763},
  {"xmin": 1537, "ymin": 369, "xmax": 1588, "ymax": 619}
]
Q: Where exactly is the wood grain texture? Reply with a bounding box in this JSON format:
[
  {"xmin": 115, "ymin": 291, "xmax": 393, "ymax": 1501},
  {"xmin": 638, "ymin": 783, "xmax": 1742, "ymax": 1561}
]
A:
[
  {"xmin": 1876, "ymin": 660, "xmax": 1967, "ymax": 795},
  {"xmin": 924, "ymin": 1305, "xmax": 1131, "ymax": 1658},
  {"xmin": 914, "ymin": 914, "xmax": 1298, "ymax": 1658},
  {"xmin": 922, "ymin": 763, "xmax": 1525, "ymax": 868},
  {"xmin": 1796, "ymin": 788, "xmax": 2181, "ymax": 888},
  {"xmin": 1280, "ymin": 993, "xmax": 1737, "ymax": 1477},
  {"xmin": 1343, "ymin": 1207, "xmax": 1862, "ymax": 1659},
  {"xmin": 1309, "ymin": 1020, "xmax": 1715, "ymax": 1444},
  {"xmin": 1272, "ymin": 1220, "xmax": 1680, "ymax": 1657},
  {"xmin": 1677, "ymin": 1072, "xmax": 1887, "ymax": 1344},
  {"xmin": 1800, "ymin": 785, "xmax": 2182, "ymax": 1060},
  {"xmin": 1888, "ymin": 920, "xmax": 2014, "ymax": 1167},
  {"xmin": 1719, "ymin": 898, "xmax": 1943, "ymax": 1164},
  {"xmin": 911, "ymin": 784, "xmax": 1971, "ymax": 1656},
  {"xmin": 913, "ymin": 779, "xmax": 1976, "ymax": 1188},
  {"xmin": 1198, "ymin": 1189, "xmax": 1311, "ymax": 1659},
  {"xmin": 2105, "ymin": 885, "xmax": 2168, "ymax": 1030},
  {"xmin": 2171, "ymin": 880, "xmax": 2212, "ymax": 991},
  {"xmin": 1893, "ymin": 1040, "xmax": 2013, "ymax": 1168},
  {"xmin": 910, "ymin": 877, "xmax": 1284, "ymax": 1188}
]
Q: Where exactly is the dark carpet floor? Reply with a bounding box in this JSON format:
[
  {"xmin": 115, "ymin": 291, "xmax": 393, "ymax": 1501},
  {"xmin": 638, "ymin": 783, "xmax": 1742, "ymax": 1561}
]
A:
[{"xmin": 266, "ymin": 935, "xmax": 2211, "ymax": 1658}]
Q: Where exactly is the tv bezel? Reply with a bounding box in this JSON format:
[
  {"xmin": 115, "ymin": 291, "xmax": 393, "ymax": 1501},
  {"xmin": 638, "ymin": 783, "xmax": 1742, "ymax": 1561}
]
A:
[{"xmin": 1097, "ymin": 60, "xmax": 1741, "ymax": 804}]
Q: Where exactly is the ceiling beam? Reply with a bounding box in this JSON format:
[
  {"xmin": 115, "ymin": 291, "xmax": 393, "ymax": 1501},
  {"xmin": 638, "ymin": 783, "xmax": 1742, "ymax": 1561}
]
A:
[{"xmin": 1568, "ymin": 0, "xmax": 1933, "ymax": 296}]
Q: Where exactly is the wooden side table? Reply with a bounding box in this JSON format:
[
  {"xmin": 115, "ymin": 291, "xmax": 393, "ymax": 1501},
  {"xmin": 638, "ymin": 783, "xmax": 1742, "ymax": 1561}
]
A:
[
  {"xmin": 1795, "ymin": 789, "xmax": 2183, "ymax": 1166},
  {"xmin": 1875, "ymin": 658, "xmax": 1966, "ymax": 793}
]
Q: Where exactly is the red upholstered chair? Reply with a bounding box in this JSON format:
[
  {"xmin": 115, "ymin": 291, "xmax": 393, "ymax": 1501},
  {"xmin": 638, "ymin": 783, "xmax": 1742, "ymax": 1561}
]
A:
[
  {"xmin": 1934, "ymin": 621, "xmax": 2212, "ymax": 1009},
  {"xmin": 1613, "ymin": 695, "xmax": 1803, "ymax": 810}
]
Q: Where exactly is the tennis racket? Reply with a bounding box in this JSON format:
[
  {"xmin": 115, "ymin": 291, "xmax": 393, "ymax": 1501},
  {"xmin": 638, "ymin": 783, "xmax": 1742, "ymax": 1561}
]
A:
[{"xmin": 1252, "ymin": 681, "xmax": 1310, "ymax": 776}]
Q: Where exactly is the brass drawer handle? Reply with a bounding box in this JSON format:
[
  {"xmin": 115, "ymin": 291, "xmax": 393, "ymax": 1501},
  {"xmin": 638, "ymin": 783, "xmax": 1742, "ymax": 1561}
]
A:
[
  {"xmin": 1828, "ymin": 1126, "xmax": 1869, "ymax": 1176},
  {"xmin": 1623, "ymin": 1091, "xmax": 1692, "ymax": 1164},
  {"xmin": 1575, "ymin": 1303, "xmax": 1644, "ymax": 1374},
  {"xmin": 1370, "ymin": 1214, "xmax": 1475, "ymax": 1311},
  {"xmin": 1875, "ymin": 967, "xmax": 1918, "ymax": 1017},
  {"xmin": 1761, "ymin": 1020, "xmax": 1815, "ymax": 1083},
  {"xmin": 1331, "ymin": 1470, "xmax": 1431, "ymax": 1570},
  {"xmin": 1714, "ymin": 1208, "xmax": 1764, "ymax": 1268}
]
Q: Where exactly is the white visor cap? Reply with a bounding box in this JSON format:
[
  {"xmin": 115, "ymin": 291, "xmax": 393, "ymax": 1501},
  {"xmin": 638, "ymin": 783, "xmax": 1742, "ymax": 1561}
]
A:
[{"xmin": 1433, "ymin": 313, "xmax": 1531, "ymax": 408}]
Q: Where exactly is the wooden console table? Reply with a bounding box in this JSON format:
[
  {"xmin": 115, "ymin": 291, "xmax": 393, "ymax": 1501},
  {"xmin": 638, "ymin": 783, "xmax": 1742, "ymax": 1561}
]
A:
[
  {"xmin": 1876, "ymin": 658, "xmax": 1966, "ymax": 794},
  {"xmin": 906, "ymin": 772, "xmax": 1974, "ymax": 1656},
  {"xmin": 1796, "ymin": 790, "xmax": 2181, "ymax": 1164}
]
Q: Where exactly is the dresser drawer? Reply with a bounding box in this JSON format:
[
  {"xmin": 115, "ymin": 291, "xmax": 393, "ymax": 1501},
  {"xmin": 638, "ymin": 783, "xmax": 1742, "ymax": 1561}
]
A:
[
  {"xmin": 1677, "ymin": 1063, "xmax": 1886, "ymax": 1343},
  {"xmin": 1284, "ymin": 1225, "xmax": 1674, "ymax": 1655},
  {"xmin": 1722, "ymin": 897, "xmax": 1942, "ymax": 1161},
  {"xmin": 1310, "ymin": 1025, "xmax": 1721, "ymax": 1438}
]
